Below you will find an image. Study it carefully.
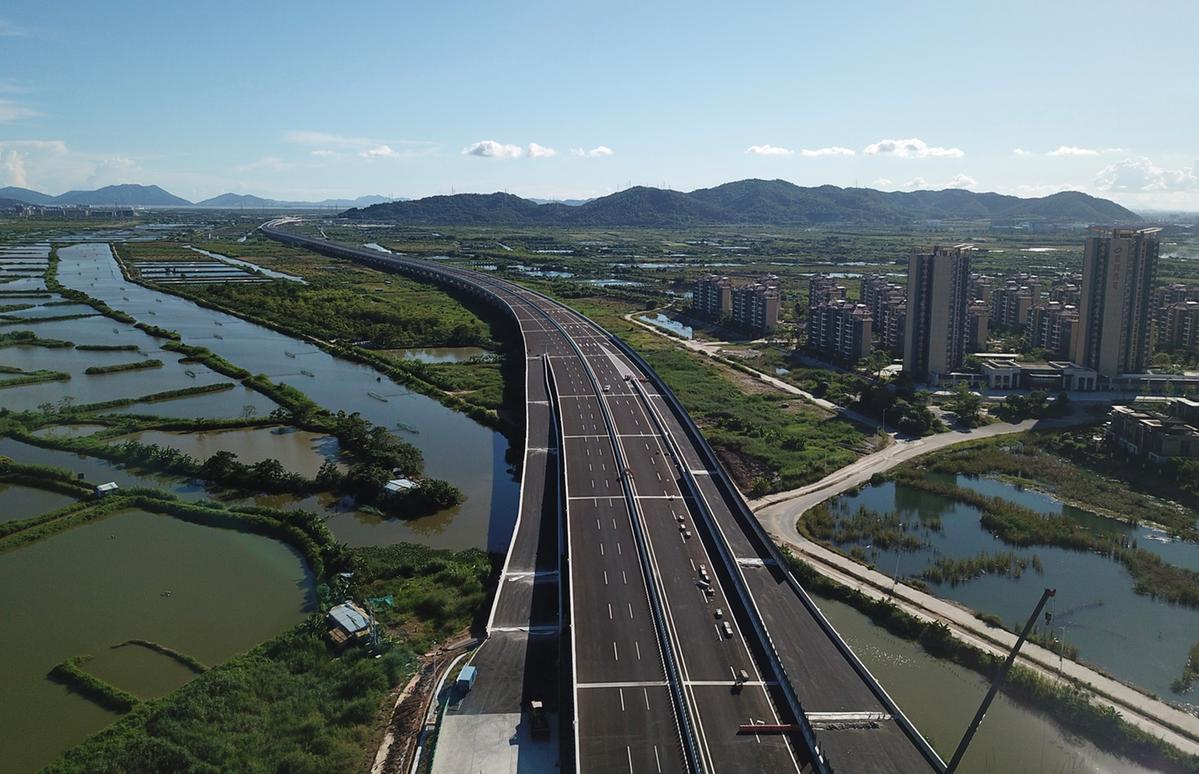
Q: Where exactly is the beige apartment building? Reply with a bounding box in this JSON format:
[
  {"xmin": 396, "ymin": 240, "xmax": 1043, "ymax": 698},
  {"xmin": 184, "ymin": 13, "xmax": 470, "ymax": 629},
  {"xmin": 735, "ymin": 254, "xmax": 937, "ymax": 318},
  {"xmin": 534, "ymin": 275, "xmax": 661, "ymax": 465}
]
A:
[
  {"xmin": 903, "ymin": 244, "xmax": 973, "ymax": 382},
  {"xmin": 1071, "ymin": 227, "xmax": 1161, "ymax": 377}
]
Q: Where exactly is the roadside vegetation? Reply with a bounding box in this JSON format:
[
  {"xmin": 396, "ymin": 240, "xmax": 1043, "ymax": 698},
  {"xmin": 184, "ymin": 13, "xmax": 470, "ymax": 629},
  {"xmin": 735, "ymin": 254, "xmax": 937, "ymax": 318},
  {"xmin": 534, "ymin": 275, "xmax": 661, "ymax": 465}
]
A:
[
  {"xmin": 563, "ymin": 296, "xmax": 878, "ymax": 494},
  {"xmin": 1171, "ymin": 640, "xmax": 1199, "ymax": 695},
  {"xmin": 45, "ymin": 538, "xmax": 491, "ymax": 774},
  {"xmin": 112, "ymin": 239, "xmax": 517, "ymax": 426}
]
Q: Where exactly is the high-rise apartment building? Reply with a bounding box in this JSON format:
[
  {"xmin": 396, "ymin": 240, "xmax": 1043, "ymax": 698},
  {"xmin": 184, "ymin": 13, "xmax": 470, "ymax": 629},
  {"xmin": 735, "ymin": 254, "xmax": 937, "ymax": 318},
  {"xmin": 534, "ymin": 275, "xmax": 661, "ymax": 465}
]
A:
[
  {"xmin": 808, "ymin": 276, "xmax": 873, "ymax": 361},
  {"xmin": 1161, "ymin": 300, "xmax": 1199, "ymax": 353},
  {"xmin": 693, "ymin": 274, "xmax": 732, "ymax": 319},
  {"xmin": 967, "ymin": 299, "xmax": 990, "ymax": 352},
  {"xmin": 860, "ymin": 274, "xmax": 907, "ymax": 356},
  {"xmin": 731, "ymin": 275, "xmax": 781, "ymax": 333},
  {"xmin": 1027, "ymin": 301, "xmax": 1080, "ymax": 359},
  {"xmin": 903, "ymin": 244, "xmax": 973, "ymax": 381},
  {"xmin": 1071, "ymin": 227, "xmax": 1161, "ymax": 377},
  {"xmin": 1153, "ymin": 283, "xmax": 1199, "ymax": 346},
  {"xmin": 990, "ymin": 280, "xmax": 1038, "ymax": 329}
]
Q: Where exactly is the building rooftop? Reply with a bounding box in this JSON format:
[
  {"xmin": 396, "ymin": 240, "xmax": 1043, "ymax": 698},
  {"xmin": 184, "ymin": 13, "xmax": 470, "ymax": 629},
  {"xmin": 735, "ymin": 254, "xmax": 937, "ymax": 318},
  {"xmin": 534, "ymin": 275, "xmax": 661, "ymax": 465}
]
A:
[{"xmin": 328, "ymin": 600, "xmax": 371, "ymax": 635}]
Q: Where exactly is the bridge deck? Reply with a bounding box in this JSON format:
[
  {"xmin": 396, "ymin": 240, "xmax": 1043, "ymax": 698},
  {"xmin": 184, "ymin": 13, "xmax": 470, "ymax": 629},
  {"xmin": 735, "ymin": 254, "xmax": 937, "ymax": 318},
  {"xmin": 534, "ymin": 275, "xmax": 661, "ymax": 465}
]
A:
[{"xmin": 262, "ymin": 224, "xmax": 944, "ymax": 774}]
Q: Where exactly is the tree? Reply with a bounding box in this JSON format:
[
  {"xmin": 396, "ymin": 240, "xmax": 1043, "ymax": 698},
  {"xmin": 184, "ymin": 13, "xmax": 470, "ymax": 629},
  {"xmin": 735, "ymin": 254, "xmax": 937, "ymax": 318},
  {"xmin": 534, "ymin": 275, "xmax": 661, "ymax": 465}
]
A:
[
  {"xmin": 946, "ymin": 382, "xmax": 983, "ymax": 427},
  {"xmin": 866, "ymin": 349, "xmax": 893, "ymax": 381}
]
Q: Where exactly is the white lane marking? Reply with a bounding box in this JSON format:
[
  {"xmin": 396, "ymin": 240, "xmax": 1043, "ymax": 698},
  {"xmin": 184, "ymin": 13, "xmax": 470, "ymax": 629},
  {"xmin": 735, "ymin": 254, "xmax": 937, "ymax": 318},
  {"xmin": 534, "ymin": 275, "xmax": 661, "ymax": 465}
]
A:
[
  {"xmin": 654, "ymin": 745, "xmax": 662, "ymax": 773},
  {"xmin": 644, "ymin": 688, "xmax": 650, "ymax": 710},
  {"xmin": 635, "ymin": 641, "xmax": 642, "ymax": 660},
  {"xmin": 596, "ymin": 518, "xmax": 601, "ymax": 531},
  {"xmin": 622, "ymin": 570, "xmax": 628, "ymax": 584},
  {"xmin": 613, "ymin": 642, "xmax": 619, "ymax": 661},
  {"xmin": 628, "ymin": 602, "xmax": 634, "ymax": 619},
  {"xmin": 608, "ymin": 603, "xmax": 613, "ymax": 620},
  {"xmin": 627, "ymin": 746, "xmax": 634, "ymax": 774},
  {"xmin": 599, "ymin": 543, "xmax": 604, "ymax": 556},
  {"xmin": 617, "ymin": 542, "xmax": 622, "ymax": 555},
  {"xmin": 619, "ymin": 688, "xmax": 626, "ymax": 712},
  {"xmin": 603, "ymin": 570, "xmax": 608, "ymax": 585}
]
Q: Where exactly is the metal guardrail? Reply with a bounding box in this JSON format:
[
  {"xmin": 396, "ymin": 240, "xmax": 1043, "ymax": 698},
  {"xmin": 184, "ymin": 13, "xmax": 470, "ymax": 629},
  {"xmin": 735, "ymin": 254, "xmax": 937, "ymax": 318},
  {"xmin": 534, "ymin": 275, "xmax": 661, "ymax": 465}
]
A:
[
  {"xmin": 626, "ymin": 374, "xmax": 830, "ymax": 774},
  {"xmin": 541, "ymin": 354, "xmax": 578, "ymax": 774}
]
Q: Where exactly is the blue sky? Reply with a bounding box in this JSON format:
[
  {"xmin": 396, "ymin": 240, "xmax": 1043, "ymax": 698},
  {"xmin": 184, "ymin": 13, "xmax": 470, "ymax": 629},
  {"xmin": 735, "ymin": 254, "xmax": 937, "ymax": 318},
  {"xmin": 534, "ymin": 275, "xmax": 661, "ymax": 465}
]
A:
[{"xmin": 1, "ymin": 1, "xmax": 1197, "ymax": 209}]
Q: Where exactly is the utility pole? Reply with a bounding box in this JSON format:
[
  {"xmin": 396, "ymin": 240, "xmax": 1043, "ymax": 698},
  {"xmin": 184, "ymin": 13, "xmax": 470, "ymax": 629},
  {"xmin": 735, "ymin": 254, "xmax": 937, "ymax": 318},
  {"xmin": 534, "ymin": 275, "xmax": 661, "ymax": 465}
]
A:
[{"xmin": 946, "ymin": 587, "xmax": 1056, "ymax": 773}]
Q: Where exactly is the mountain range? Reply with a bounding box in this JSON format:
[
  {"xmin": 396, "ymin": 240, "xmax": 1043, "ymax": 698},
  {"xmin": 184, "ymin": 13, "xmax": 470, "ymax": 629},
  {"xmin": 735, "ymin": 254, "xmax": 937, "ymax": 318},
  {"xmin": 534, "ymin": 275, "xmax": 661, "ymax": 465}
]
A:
[
  {"xmin": 343, "ymin": 179, "xmax": 1139, "ymax": 227},
  {"xmin": 0, "ymin": 179, "xmax": 1141, "ymax": 225},
  {"xmin": 0, "ymin": 184, "xmax": 392, "ymax": 209}
]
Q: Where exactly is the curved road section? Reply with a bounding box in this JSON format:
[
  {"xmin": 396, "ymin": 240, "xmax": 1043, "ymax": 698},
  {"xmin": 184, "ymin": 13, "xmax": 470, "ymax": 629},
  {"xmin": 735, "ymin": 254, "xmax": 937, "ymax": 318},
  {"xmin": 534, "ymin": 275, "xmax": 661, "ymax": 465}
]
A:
[{"xmin": 263, "ymin": 222, "xmax": 944, "ymax": 774}]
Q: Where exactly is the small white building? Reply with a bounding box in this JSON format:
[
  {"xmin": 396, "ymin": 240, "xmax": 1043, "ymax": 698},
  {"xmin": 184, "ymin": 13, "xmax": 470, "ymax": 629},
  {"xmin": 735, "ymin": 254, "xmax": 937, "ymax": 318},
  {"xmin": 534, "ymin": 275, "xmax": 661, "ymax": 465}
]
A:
[{"xmin": 94, "ymin": 482, "xmax": 119, "ymax": 497}]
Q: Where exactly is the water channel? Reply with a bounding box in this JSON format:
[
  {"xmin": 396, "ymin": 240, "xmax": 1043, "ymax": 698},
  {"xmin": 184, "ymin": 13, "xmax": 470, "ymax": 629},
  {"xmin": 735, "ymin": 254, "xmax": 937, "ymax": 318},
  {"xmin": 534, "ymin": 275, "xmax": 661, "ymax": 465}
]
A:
[
  {"xmin": 828, "ymin": 475, "xmax": 1199, "ymax": 697},
  {"xmin": 50, "ymin": 242, "xmax": 520, "ymax": 552},
  {"xmin": 816, "ymin": 594, "xmax": 1158, "ymax": 773}
]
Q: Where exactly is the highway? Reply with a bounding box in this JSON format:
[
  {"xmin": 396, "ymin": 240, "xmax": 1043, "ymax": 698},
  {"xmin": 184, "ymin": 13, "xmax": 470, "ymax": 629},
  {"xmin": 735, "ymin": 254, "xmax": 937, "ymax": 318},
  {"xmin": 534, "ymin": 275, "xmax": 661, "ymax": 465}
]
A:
[{"xmin": 262, "ymin": 222, "xmax": 946, "ymax": 774}]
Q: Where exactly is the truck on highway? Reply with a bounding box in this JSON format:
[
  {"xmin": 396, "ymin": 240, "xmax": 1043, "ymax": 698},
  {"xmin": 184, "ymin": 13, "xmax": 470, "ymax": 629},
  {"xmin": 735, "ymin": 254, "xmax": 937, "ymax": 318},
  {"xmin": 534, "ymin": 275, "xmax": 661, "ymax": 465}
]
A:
[{"xmin": 456, "ymin": 665, "xmax": 477, "ymax": 694}]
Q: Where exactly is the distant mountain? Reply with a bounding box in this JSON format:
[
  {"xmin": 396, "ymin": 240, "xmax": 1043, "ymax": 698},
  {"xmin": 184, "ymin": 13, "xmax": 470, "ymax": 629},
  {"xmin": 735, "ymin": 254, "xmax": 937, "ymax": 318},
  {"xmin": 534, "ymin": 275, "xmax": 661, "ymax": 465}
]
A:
[
  {"xmin": 0, "ymin": 186, "xmax": 55, "ymax": 205},
  {"xmin": 530, "ymin": 197, "xmax": 591, "ymax": 206},
  {"xmin": 196, "ymin": 193, "xmax": 394, "ymax": 209},
  {"xmin": 343, "ymin": 179, "xmax": 1140, "ymax": 227},
  {"xmin": 53, "ymin": 184, "xmax": 192, "ymax": 207}
]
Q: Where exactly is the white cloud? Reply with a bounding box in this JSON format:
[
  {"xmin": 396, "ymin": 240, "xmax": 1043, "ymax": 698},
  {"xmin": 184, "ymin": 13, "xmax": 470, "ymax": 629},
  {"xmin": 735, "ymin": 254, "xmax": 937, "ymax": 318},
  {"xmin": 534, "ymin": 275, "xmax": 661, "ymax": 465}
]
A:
[
  {"xmin": 359, "ymin": 145, "xmax": 403, "ymax": 159},
  {"xmin": 905, "ymin": 177, "xmax": 929, "ymax": 189},
  {"xmin": 463, "ymin": 140, "xmax": 523, "ymax": 159},
  {"xmin": 527, "ymin": 142, "xmax": 557, "ymax": 158},
  {"xmin": 1048, "ymin": 145, "xmax": 1099, "ymax": 157},
  {"xmin": 0, "ymin": 19, "xmax": 26, "ymax": 37},
  {"xmin": 870, "ymin": 178, "xmax": 893, "ymax": 189},
  {"xmin": 745, "ymin": 144, "xmax": 794, "ymax": 156},
  {"xmin": 1013, "ymin": 148, "xmax": 1030, "ymax": 156},
  {"xmin": 0, "ymin": 98, "xmax": 39, "ymax": 122},
  {"xmin": 864, "ymin": 138, "xmax": 964, "ymax": 158},
  {"xmin": 945, "ymin": 174, "xmax": 977, "ymax": 189},
  {"xmin": 571, "ymin": 146, "xmax": 615, "ymax": 157},
  {"xmin": 285, "ymin": 130, "xmax": 374, "ymax": 148},
  {"xmin": 85, "ymin": 155, "xmax": 143, "ymax": 187},
  {"xmin": 800, "ymin": 146, "xmax": 855, "ymax": 157},
  {"xmin": 310, "ymin": 149, "xmax": 339, "ymax": 159},
  {"xmin": 1, "ymin": 149, "xmax": 28, "ymax": 187},
  {"xmin": 1095, "ymin": 156, "xmax": 1198, "ymax": 192}
]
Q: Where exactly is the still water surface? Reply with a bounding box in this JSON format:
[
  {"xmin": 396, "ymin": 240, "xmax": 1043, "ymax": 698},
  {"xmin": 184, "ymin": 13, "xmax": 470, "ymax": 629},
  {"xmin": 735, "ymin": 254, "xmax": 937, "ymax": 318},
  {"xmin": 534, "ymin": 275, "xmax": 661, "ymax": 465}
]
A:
[
  {"xmin": 830, "ymin": 476, "xmax": 1199, "ymax": 696},
  {"xmin": 0, "ymin": 509, "xmax": 313, "ymax": 772},
  {"xmin": 53, "ymin": 242, "xmax": 520, "ymax": 551}
]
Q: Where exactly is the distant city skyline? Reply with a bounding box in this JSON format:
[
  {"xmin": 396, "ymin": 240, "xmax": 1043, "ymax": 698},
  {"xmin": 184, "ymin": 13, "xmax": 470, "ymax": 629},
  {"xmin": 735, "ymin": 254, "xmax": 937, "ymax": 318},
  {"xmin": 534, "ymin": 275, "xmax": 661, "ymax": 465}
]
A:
[{"xmin": 1, "ymin": 1, "xmax": 1197, "ymax": 210}]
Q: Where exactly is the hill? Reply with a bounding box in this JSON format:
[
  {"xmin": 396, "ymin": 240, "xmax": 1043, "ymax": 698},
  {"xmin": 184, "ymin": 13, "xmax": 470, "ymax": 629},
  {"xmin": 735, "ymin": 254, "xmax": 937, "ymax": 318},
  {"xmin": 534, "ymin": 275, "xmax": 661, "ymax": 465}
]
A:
[
  {"xmin": 197, "ymin": 193, "xmax": 393, "ymax": 209},
  {"xmin": 52, "ymin": 184, "xmax": 191, "ymax": 207},
  {"xmin": 343, "ymin": 179, "xmax": 1140, "ymax": 227},
  {"xmin": 0, "ymin": 186, "xmax": 56, "ymax": 205}
]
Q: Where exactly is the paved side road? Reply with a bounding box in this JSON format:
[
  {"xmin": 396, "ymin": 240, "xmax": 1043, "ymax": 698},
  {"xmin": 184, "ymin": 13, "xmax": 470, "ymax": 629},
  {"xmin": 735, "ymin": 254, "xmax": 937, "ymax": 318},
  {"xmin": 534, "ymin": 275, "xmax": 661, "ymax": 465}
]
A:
[
  {"xmin": 778, "ymin": 532, "xmax": 1199, "ymax": 757},
  {"xmin": 748, "ymin": 414, "xmax": 1199, "ymax": 757}
]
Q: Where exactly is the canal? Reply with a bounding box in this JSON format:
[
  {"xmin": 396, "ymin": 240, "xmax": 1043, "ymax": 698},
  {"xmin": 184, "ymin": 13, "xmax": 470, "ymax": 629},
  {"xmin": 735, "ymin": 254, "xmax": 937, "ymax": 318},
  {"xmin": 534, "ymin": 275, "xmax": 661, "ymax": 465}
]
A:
[{"xmin": 828, "ymin": 475, "xmax": 1199, "ymax": 697}]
